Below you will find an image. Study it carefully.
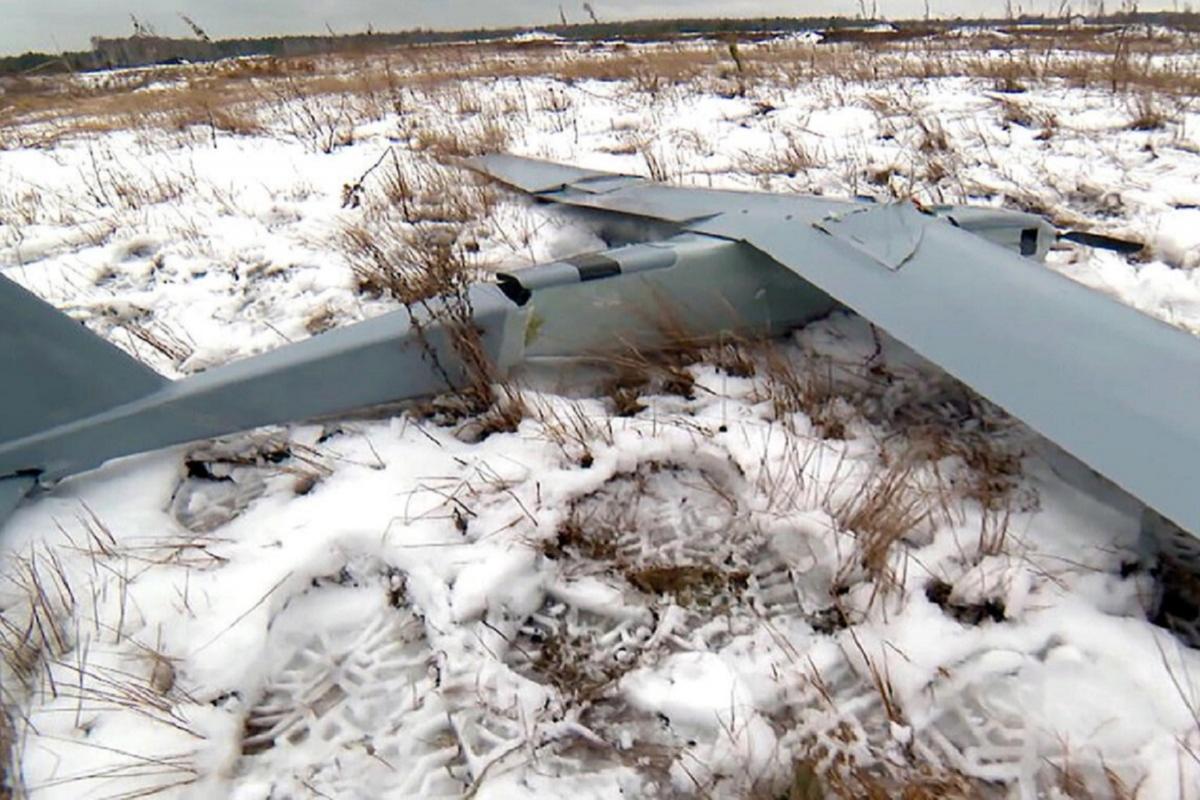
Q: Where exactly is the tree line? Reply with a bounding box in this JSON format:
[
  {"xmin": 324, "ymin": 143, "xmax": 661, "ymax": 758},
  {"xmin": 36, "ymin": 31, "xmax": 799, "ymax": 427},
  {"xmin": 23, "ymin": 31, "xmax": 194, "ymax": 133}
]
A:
[{"xmin": 2, "ymin": 12, "xmax": 1197, "ymax": 77}]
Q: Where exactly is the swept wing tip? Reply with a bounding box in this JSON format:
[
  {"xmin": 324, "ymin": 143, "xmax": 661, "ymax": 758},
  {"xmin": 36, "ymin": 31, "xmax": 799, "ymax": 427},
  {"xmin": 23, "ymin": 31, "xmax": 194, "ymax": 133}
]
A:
[{"xmin": 460, "ymin": 153, "xmax": 636, "ymax": 195}]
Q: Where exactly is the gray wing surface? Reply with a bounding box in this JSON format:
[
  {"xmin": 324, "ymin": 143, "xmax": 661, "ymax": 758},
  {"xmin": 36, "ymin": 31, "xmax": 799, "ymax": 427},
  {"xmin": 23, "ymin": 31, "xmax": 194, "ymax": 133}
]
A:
[
  {"xmin": 0, "ymin": 273, "xmax": 167, "ymax": 443},
  {"xmin": 465, "ymin": 154, "xmax": 643, "ymax": 195},
  {"xmin": 471, "ymin": 153, "xmax": 852, "ymax": 223},
  {"xmin": 472, "ymin": 154, "xmax": 1200, "ymax": 535},
  {"xmin": 701, "ymin": 207, "xmax": 1200, "ymax": 537}
]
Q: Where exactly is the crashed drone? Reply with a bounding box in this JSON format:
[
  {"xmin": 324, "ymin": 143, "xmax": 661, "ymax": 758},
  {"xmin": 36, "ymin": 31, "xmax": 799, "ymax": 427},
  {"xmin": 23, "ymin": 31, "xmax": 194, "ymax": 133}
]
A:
[{"xmin": 1, "ymin": 154, "xmax": 1196, "ymax": 550}]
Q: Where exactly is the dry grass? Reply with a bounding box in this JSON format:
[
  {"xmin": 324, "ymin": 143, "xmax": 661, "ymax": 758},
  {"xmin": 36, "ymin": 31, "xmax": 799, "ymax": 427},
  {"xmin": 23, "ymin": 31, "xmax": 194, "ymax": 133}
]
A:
[
  {"xmin": 793, "ymin": 759, "xmax": 986, "ymax": 800},
  {"xmin": 334, "ymin": 150, "xmax": 530, "ymax": 421},
  {"xmin": 739, "ymin": 130, "xmax": 817, "ymax": 177},
  {"xmin": 1, "ymin": 25, "xmax": 1191, "ymax": 797},
  {"xmin": 1043, "ymin": 752, "xmax": 1146, "ymax": 800},
  {"xmin": 749, "ymin": 345, "xmax": 1018, "ymax": 610},
  {"xmin": 758, "ymin": 349, "xmax": 852, "ymax": 439},
  {"xmin": 539, "ymin": 459, "xmax": 748, "ymax": 615},
  {"xmin": 353, "ymin": 223, "xmax": 498, "ymax": 411},
  {"xmin": 3, "ymin": 28, "xmax": 1197, "ymax": 150},
  {"xmin": 637, "ymin": 139, "xmax": 675, "ymax": 182},
  {"xmin": 335, "ymin": 148, "xmax": 497, "ymax": 302},
  {"xmin": 411, "ymin": 116, "xmax": 512, "ymax": 160},
  {"xmin": 1127, "ymin": 91, "xmax": 1170, "ymax": 130},
  {"xmin": 0, "ymin": 544, "xmax": 77, "ymax": 691},
  {"xmin": 0, "ymin": 529, "xmax": 216, "ymax": 797},
  {"xmin": 340, "ymin": 215, "xmax": 480, "ymax": 301},
  {"xmin": 530, "ymin": 397, "xmax": 614, "ymax": 466},
  {"xmin": 572, "ymin": 310, "xmax": 736, "ymax": 410},
  {"xmin": 829, "ymin": 456, "xmax": 938, "ymax": 606}
]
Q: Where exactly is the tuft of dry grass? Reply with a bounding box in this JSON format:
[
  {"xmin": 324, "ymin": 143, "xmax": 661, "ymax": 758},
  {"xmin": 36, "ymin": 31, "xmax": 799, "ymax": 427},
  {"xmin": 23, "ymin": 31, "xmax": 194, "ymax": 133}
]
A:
[
  {"xmin": 580, "ymin": 311, "xmax": 725, "ymax": 408},
  {"xmin": 706, "ymin": 338, "xmax": 757, "ymax": 379},
  {"xmin": 0, "ymin": 544, "xmax": 77, "ymax": 690},
  {"xmin": 383, "ymin": 155, "xmax": 498, "ymax": 225},
  {"xmin": 830, "ymin": 457, "xmax": 936, "ymax": 605},
  {"xmin": 758, "ymin": 349, "xmax": 851, "ymax": 439},
  {"xmin": 1042, "ymin": 751, "xmax": 1147, "ymax": 800},
  {"xmin": 334, "ymin": 147, "xmax": 533, "ymax": 426},
  {"xmin": 0, "ymin": 530, "xmax": 215, "ymax": 797},
  {"xmin": 452, "ymin": 385, "xmax": 529, "ymax": 442},
  {"xmin": 339, "ymin": 209, "xmax": 519, "ymax": 421},
  {"xmin": 411, "ymin": 115, "xmax": 511, "ymax": 161},
  {"xmin": 530, "ymin": 397, "xmax": 614, "ymax": 466},
  {"xmin": 539, "ymin": 460, "xmax": 747, "ymax": 611},
  {"xmin": 1127, "ymin": 91, "xmax": 1170, "ymax": 130},
  {"xmin": 805, "ymin": 759, "xmax": 985, "ymax": 800},
  {"xmin": 340, "ymin": 218, "xmax": 480, "ymax": 303},
  {"xmin": 739, "ymin": 130, "xmax": 817, "ymax": 178}
]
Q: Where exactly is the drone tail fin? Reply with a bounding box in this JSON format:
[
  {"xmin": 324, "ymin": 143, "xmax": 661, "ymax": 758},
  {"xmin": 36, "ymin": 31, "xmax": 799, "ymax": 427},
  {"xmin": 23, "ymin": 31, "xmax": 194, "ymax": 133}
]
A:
[{"xmin": 0, "ymin": 274, "xmax": 167, "ymax": 458}]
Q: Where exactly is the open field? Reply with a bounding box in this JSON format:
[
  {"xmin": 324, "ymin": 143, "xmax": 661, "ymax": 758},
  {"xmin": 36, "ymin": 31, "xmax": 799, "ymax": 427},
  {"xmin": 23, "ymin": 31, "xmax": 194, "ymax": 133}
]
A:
[{"xmin": 2, "ymin": 24, "xmax": 1200, "ymax": 799}]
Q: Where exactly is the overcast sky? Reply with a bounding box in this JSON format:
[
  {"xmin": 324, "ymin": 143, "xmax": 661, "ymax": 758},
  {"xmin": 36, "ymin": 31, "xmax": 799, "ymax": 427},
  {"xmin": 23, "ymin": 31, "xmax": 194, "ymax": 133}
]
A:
[{"xmin": 0, "ymin": 0, "xmax": 1170, "ymax": 56}]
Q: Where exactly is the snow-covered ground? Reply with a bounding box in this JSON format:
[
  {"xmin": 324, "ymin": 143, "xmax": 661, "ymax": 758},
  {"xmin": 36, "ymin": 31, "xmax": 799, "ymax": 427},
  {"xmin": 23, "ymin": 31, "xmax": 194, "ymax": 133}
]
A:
[{"xmin": 2, "ymin": 35, "xmax": 1200, "ymax": 799}]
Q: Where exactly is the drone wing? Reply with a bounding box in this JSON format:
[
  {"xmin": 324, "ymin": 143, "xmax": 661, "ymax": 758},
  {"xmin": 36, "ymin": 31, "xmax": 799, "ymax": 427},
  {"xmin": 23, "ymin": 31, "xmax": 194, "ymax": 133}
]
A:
[
  {"xmin": 470, "ymin": 153, "xmax": 849, "ymax": 224},
  {"xmin": 702, "ymin": 203, "xmax": 1200, "ymax": 539},
  {"xmin": 462, "ymin": 153, "xmax": 643, "ymax": 195},
  {"xmin": 472, "ymin": 154, "xmax": 1200, "ymax": 538}
]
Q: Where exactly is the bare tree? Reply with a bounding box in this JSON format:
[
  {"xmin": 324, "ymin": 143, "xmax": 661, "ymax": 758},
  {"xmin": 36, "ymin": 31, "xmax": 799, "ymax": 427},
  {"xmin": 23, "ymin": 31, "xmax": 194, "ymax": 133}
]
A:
[
  {"xmin": 129, "ymin": 13, "xmax": 155, "ymax": 37},
  {"xmin": 855, "ymin": 0, "xmax": 880, "ymax": 20},
  {"xmin": 559, "ymin": 4, "xmax": 568, "ymax": 24},
  {"xmin": 582, "ymin": 2, "xmax": 599, "ymax": 23},
  {"xmin": 178, "ymin": 13, "xmax": 211, "ymax": 42}
]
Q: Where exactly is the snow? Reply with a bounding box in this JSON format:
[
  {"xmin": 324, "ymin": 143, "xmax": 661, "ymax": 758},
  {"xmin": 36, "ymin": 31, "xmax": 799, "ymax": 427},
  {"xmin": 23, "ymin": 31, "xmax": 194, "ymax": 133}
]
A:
[
  {"xmin": 509, "ymin": 30, "xmax": 564, "ymax": 43},
  {"xmin": 769, "ymin": 30, "xmax": 824, "ymax": 45},
  {"xmin": 1152, "ymin": 207, "xmax": 1200, "ymax": 269},
  {"xmin": 948, "ymin": 26, "xmax": 1012, "ymax": 39},
  {"xmin": 2, "ymin": 35, "xmax": 1200, "ymax": 800}
]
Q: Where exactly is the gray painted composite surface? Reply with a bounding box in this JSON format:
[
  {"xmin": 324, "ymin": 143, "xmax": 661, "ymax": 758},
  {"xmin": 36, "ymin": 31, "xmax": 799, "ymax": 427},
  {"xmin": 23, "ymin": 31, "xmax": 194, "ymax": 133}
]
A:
[
  {"xmin": 0, "ymin": 274, "xmax": 167, "ymax": 444},
  {"xmin": 473, "ymin": 154, "xmax": 1200, "ymax": 538},
  {"xmin": 1, "ymin": 152, "xmax": 1196, "ymax": 545},
  {"xmin": 0, "ymin": 280, "xmax": 528, "ymax": 483}
]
